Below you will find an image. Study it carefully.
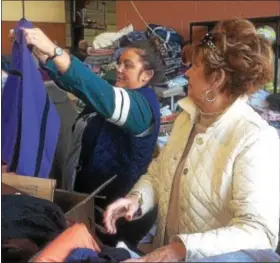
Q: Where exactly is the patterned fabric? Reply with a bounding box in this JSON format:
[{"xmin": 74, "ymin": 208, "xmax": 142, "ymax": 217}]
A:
[
  {"xmin": 146, "ymin": 24, "xmax": 183, "ymax": 79},
  {"xmin": 146, "ymin": 24, "xmax": 184, "ymax": 46},
  {"xmin": 117, "ymin": 31, "xmax": 147, "ymax": 48},
  {"xmin": 151, "ymin": 37, "xmax": 182, "ymax": 79},
  {"xmin": 130, "ymin": 96, "xmax": 279, "ymax": 260}
]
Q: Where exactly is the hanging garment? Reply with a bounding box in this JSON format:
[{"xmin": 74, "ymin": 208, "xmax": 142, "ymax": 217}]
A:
[
  {"xmin": 44, "ymin": 81, "xmax": 77, "ymax": 189},
  {"xmin": 1, "ymin": 19, "xmax": 60, "ymax": 178}
]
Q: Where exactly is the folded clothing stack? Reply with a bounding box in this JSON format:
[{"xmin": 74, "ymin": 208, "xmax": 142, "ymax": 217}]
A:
[
  {"xmin": 2, "ymin": 194, "xmax": 67, "ymax": 263},
  {"xmin": 31, "ymin": 223, "xmax": 132, "ymax": 263},
  {"xmin": 85, "ymin": 49, "xmax": 115, "ymax": 66},
  {"xmin": 146, "ymin": 24, "xmax": 184, "ymax": 80}
]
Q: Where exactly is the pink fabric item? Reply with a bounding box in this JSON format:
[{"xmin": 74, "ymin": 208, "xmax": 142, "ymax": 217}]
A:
[{"xmin": 87, "ymin": 48, "xmax": 114, "ymax": 56}]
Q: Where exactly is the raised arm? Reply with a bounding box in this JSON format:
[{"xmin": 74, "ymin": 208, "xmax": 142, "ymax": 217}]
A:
[{"xmin": 23, "ymin": 28, "xmax": 154, "ymax": 135}]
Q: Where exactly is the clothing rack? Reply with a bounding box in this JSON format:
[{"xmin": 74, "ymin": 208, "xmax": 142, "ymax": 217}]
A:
[{"xmin": 189, "ymin": 16, "xmax": 280, "ymax": 94}]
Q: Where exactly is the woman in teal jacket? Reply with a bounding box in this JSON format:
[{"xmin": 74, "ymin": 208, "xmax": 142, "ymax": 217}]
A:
[{"xmin": 23, "ymin": 27, "xmax": 165, "ymax": 245}]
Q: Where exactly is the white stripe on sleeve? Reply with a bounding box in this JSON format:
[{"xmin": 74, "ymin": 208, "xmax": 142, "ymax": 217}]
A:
[{"xmin": 107, "ymin": 87, "xmax": 131, "ymax": 126}]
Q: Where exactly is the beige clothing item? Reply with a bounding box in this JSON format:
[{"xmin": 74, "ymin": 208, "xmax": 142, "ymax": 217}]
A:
[
  {"xmin": 129, "ymin": 96, "xmax": 279, "ymax": 260},
  {"xmin": 164, "ymin": 111, "xmax": 223, "ymax": 244}
]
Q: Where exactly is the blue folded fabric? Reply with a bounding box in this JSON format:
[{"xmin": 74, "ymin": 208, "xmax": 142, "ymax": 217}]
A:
[
  {"xmin": 1, "ymin": 18, "xmax": 60, "ymax": 178},
  {"xmin": 66, "ymin": 248, "xmax": 98, "ymax": 262}
]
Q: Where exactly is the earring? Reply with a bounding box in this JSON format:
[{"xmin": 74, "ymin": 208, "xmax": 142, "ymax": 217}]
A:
[{"xmin": 205, "ymin": 89, "xmax": 216, "ymax": 102}]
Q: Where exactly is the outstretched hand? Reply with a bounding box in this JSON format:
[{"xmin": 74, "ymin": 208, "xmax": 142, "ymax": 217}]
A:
[{"xmin": 103, "ymin": 196, "xmax": 140, "ymax": 234}]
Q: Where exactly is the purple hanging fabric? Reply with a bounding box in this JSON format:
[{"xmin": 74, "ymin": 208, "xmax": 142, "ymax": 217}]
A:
[{"xmin": 1, "ymin": 19, "xmax": 60, "ymax": 178}]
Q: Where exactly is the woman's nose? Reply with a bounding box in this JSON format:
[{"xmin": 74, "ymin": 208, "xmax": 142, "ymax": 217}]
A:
[
  {"xmin": 116, "ymin": 65, "xmax": 123, "ymax": 73},
  {"xmin": 184, "ymin": 65, "xmax": 192, "ymax": 78}
]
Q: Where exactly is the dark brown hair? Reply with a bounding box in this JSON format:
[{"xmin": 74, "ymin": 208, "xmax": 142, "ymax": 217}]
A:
[
  {"xmin": 128, "ymin": 39, "xmax": 165, "ymax": 86},
  {"xmin": 192, "ymin": 19, "xmax": 274, "ymax": 97}
]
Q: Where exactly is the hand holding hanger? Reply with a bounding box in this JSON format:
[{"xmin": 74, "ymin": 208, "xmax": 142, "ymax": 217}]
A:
[{"xmin": 21, "ymin": 28, "xmax": 57, "ymax": 57}]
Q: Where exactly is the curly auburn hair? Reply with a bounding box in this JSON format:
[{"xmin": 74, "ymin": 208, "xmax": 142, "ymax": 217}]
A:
[{"xmin": 192, "ymin": 19, "xmax": 274, "ymax": 97}]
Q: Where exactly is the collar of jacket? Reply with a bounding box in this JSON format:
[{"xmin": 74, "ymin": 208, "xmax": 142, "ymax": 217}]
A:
[{"xmin": 177, "ymin": 95, "xmax": 249, "ymax": 126}]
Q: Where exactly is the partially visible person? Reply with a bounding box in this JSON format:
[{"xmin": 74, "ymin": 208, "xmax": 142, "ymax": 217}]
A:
[
  {"xmin": 22, "ymin": 27, "xmax": 164, "ymax": 246},
  {"xmin": 104, "ymin": 19, "xmax": 279, "ymax": 262},
  {"xmin": 257, "ymin": 25, "xmax": 279, "ymax": 92}
]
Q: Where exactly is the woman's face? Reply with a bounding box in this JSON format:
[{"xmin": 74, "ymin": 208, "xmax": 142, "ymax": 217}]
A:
[
  {"xmin": 115, "ymin": 48, "xmax": 151, "ymax": 89},
  {"xmin": 185, "ymin": 58, "xmax": 212, "ymax": 107}
]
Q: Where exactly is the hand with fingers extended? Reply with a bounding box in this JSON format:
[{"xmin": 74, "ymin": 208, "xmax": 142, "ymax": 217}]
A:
[{"xmin": 103, "ymin": 195, "xmax": 140, "ymax": 234}]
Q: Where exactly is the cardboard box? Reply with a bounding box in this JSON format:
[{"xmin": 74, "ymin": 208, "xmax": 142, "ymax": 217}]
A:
[
  {"xmin": 54, "ymin": 189, "xmax": 95, "ymax": 233},
  {"xmin": 2, "ymin": 173, "xmax": 56, "ymax": 201},
  {"xmin": 2, "ymin": 173, "xmax": 95, "ymax": 233}
]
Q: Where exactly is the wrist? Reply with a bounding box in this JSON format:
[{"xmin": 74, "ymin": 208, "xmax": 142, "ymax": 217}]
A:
[
  {"xmin": 127, "ymin": 193, "xmax": 141, "ymax": 209},
  {"xmin": 46, "ymin": 44, "xmax": 59, "ymax": 58},
  {"xmin": 127, "ymin": 191, "xmax": 143, "ymax": 208}
]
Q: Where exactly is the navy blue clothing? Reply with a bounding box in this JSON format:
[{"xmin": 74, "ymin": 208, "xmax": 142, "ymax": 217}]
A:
[
  {"xmin": 74, "ymin": 86, "xmax": 160, "ymax": 205},
  {"xmin": 66, "ymin": 247, "xmax": 131, "ymax": 263},
  {"xmin": 66, "ymin": 248, "xmax": 98, "ymax": 262},
  {"xmin": 1, "ymin": 19, "xmax": 60, "ymax": 178}
]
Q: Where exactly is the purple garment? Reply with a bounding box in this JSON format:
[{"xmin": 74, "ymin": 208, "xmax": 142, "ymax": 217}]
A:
[
  {"xmin": 39, "ymin": 68, "xmax": 51, "ymax": 81},
  {"xmin": 1, "ymin": 19, "xmax": 60, "ymax": 178}
]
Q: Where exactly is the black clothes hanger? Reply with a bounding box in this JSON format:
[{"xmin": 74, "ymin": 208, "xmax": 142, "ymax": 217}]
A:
[{"xmin": 20, "ymin": 0, "xmax": 26, "ymax": 20}]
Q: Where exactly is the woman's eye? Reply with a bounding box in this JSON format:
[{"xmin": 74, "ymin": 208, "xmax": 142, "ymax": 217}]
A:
[{"xmin": 125, "ymin": 63, "xmax": 133, "ymax": 69}]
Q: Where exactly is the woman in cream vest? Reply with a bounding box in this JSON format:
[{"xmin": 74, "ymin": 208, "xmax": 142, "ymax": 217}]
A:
[{"xmin": 104, "ymin": 19, "xmax": 280, "ymax": 262}]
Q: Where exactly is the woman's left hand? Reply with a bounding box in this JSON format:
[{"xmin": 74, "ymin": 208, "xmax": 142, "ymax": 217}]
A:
[
  {"xmin": 21, "ymin": 28, "xmax": 57, "ymax": 57},
  {"xmin": 123, "ymin": 242, "xmax": 186, "ymax": 262}
]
